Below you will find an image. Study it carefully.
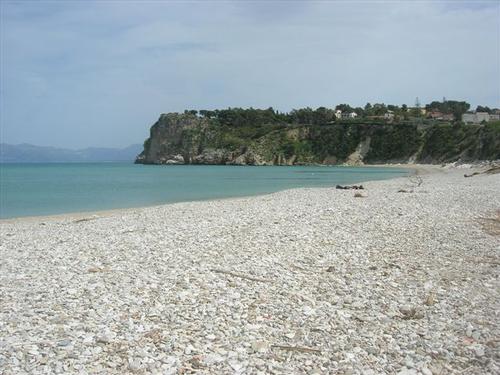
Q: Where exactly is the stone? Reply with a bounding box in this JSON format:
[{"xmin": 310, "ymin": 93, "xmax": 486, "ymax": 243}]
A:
[
  {"xmin": 57, "ymin": 340, "xmax": 71, "ymax": 347},
  {"xmin": 1, "ymin": 167, "xmax": 499, "ymax": 375},
  {"xmin": 396, "ymin": 368, "xmax": 418, "ymax": 375},
  {"xmin": 251, "ymin": 341, "xmax": 270, "ymax": 353}
]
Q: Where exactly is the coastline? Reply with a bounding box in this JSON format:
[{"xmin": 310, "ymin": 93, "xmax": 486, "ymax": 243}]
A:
[
  {"xmin": 1, "ymin": 165, "xmax": 499, "ymax": 374},
  {"xmin": 0, "ymin": 164, "xmax": 424, "ymax": 224}
]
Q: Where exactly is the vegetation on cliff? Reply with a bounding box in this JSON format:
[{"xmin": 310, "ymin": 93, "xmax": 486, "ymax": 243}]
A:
[{"xmin": 136, "ymin": 107, "xmax": 500, "ymax": 166}]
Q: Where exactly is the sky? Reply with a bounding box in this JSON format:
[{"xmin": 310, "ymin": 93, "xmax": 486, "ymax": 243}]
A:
[{"xmin": 1, "ymin": 0, "xmax": 499, "ymax": 149}]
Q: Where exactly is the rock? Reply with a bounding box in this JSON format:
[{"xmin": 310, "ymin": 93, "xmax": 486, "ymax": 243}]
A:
[
  {"xmin": 136, "ymin": 112, "xmax": 500, "ymax": 165},
  {"xmin": 400, "ymin": 305, "xmax": 414, "ymax": 317},
  {"xmin": 413, "ymin": 308, "xmax": 425, "ymax": 319},
  {"xmin": 396, "ymin": 368, "xmax": 418, "ymax": 375},
  {"xmin": 424, "ymin": 292, "xmax": 436, "ymax": 306},
  {"xmin": 128, "ymin": 358, "xmax": 141, "ymax": 371},
  {"xmin": 203, "ymin": 353, "xmax": 224, "ymax": 365},
  {"xmin": 96, "ymin": 333, "xmax": 113, "ymax": 344},
  {"xmin": 228, "ymin": 359, "xmax": 244, "ymax": 372},
  {"xmin": 2, "ymin": 167, "xmax": 499, "ymax": 375},
  {"xmin": 57, "ymin": 340, "xmax": 71, "ymax": 347},
  {"xmin": 251, "ymin": 341, "xmax": 270, "ymax": 353},
  {"xmin": 165, "ymin": 154, "xmax": 185, "ymax": 164},
  {"xmin": 303, "ymin": 306, "xmax": 316, "ymax": 316},
  {"xmin": 399, "ymin": 305, "xmax": 425, "ymax": 319},
  {"xmin": 365, "ymin": 346, "xmax": 379, "ymax": 355},
  {"xmin": 473, "ymin": 345, "xmax": 485, "ymax": 357}
]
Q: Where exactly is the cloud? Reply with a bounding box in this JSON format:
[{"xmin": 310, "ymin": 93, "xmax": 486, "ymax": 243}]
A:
[{"xmin": 1, "ymin": 0, "xmax": 499, "ymax": 148}]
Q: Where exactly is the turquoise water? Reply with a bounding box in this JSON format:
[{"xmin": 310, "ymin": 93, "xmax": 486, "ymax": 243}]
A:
[{"xmin": 0, "ymin": 163, "xmax": 408, "ymax": 219}]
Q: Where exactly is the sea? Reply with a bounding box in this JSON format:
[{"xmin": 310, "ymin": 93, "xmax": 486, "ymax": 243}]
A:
[{"xmin": 0, "ymin": 163, "xmax": 409, "ymax": 219}]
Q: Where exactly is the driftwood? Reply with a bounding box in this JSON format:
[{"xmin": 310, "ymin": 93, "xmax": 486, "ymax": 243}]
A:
[
  {"xmin": 465, "ymin": 165, "xmax": 500, "ymax": 178},
  {"xmin": 398, "ymin": 175, "xmax": 423, "ymax": 193},
  {"xmin": 336, "ymin": 184, "xmax": 364, "ymax": 190},
  {"xmin": 210, "ymin": 269, "xmax": 271, "ymax": 283},
  {"xmin": 464, "ymin": 172, "xmax": 480, "ymax": 178},
  {"xmin": 73, "ymin": 216, "xmax": 99, "ymax": 223},
  {"xmin": 271, "ymin": 344, "xmax": 322, "ymax": 354},
  {"xmin": 477, "ymin": 212, "xmax": 500, "ymax": 236}
]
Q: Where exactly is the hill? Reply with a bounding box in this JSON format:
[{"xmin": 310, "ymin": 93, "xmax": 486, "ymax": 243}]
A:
[
  {"xmin": 0, "ymin": 143, "xmax": 143, "ymax": 163},
  {"xmin": 136, "ymin": 111, "xmax": 500, "ymax": 165}
]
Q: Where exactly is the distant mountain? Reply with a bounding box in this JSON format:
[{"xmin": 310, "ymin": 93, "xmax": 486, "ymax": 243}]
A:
[{"xmin": 0, "ymin": 143, "xmax": 143, "ymax": 163}]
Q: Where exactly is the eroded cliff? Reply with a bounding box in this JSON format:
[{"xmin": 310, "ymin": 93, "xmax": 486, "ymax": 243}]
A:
[{"xmin": 136, "ymin": 113, "xmax": 500, "ymax": 165}]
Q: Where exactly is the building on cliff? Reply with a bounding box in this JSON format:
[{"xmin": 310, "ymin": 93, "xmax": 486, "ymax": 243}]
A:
[
  {"xmin": 341, "ymin": 111, "xmax": 358, "ymax": 119},
  {"xmin": 462, "ymin": 112, "xmax": 491, "ymax": 124}
]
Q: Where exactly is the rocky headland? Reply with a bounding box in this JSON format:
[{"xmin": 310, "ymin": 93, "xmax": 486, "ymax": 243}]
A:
[{"xmin": 136, "ymin": 112, "xmax": 500, "ymax": 166}]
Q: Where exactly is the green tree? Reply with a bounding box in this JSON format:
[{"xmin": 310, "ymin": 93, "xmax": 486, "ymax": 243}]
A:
[
  {"xmin": 476, "ymin": 106, "xmax": 491, "ymax": 113},
  {"xmin": 336, "ymin": 104, "xmax": 353, "ymax": 113}
]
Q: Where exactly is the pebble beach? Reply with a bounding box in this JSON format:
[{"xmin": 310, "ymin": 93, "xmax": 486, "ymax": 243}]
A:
[{"xmin": 0, "ymin": 166, "xmax": 499, "ymax": 374}]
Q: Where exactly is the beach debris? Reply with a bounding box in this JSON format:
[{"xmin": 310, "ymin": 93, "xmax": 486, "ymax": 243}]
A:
[
  {"xmin": 87, "ymin": 267, "xmax": 108, "ymax": 273},
  {"xmin": 251, "ymin": 341, "xmax": 270, "ymax": 353},
  {"xmin": 485, "ymin": 165, "xmax": 500, "ymax": 174},
  {"xmin": 210, "ymin": 268, "xmax": 271, "ymax": 283},
  {"xmin": 398, "ymin": 175, "xmax": 423, "ymax": 193},
  {"xmin": 476, "ymin": 210, "xmax": 500, "ymax": 236},
  {"xmin": 73, "ymin": 215, "xmax": 99, "ymax": 223},
  {"xmin": 399, "ymin": 305, "xmax": 425, "ymax": 320},
  {"xmin": 187, "ymin": 355, "xmax": 204, "ymax": 369},
  {"xmin": 96, "ymin": 333, "xmax": 114, "ymax": 344},
  {"xmin": 336, "ymin": 184, "xmax": 364, "ymax": 190},
  {"xmin": 271, "ymin": 345, "xmax": 322, "ymax": 354},
  {"xmin": 464, "ymin": 171, "xmax": 480, "ymax": 178},
  {"xmin": 57, "ymin": 339, "xmax": 72, "ymax": 347},
  {"xmin": 354, "ymin": 192, "xmax": 366, "ymax": 198},
  {"xmin": 465, "ymin": 165, "xmax": 500, "ymax": 177},
  {"xmin": 424, "ymin": 292, "xmax": 436, "ymax": 306}
]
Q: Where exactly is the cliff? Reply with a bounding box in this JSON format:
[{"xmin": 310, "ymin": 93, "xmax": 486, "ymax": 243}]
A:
[{"xmin": 136, "ymin": 113, "xmax": 500, "ymax": 165}]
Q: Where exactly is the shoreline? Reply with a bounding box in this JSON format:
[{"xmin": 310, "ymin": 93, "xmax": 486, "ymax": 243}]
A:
[
  {"xmin": 1, "ymin": 165, "xmax": 499, "ymax": 374},
  {"xmin": 0, "ymin": 164, "xmax": 429, "ymax": 224}
]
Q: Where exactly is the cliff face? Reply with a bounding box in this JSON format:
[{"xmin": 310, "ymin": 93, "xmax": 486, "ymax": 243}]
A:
[{"xmin": 136, "ymin": 113, "xmax": 500, "ymax": 165}]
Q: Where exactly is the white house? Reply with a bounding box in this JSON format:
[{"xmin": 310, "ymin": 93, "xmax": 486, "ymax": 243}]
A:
[
  {"xmin": 341, "ymin": 111, "xmax": 357, "ymax": 119},
  {"xmin": 384, "ymin": 110, "xmax": 395, "ymax": 120},
  {"xmin": 462, "ymin": 112, "xmax": 490, "ymax": 124},
  {"xmin": 335, "ymin": 109, "xmax": 342, "ymax": 119}
]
